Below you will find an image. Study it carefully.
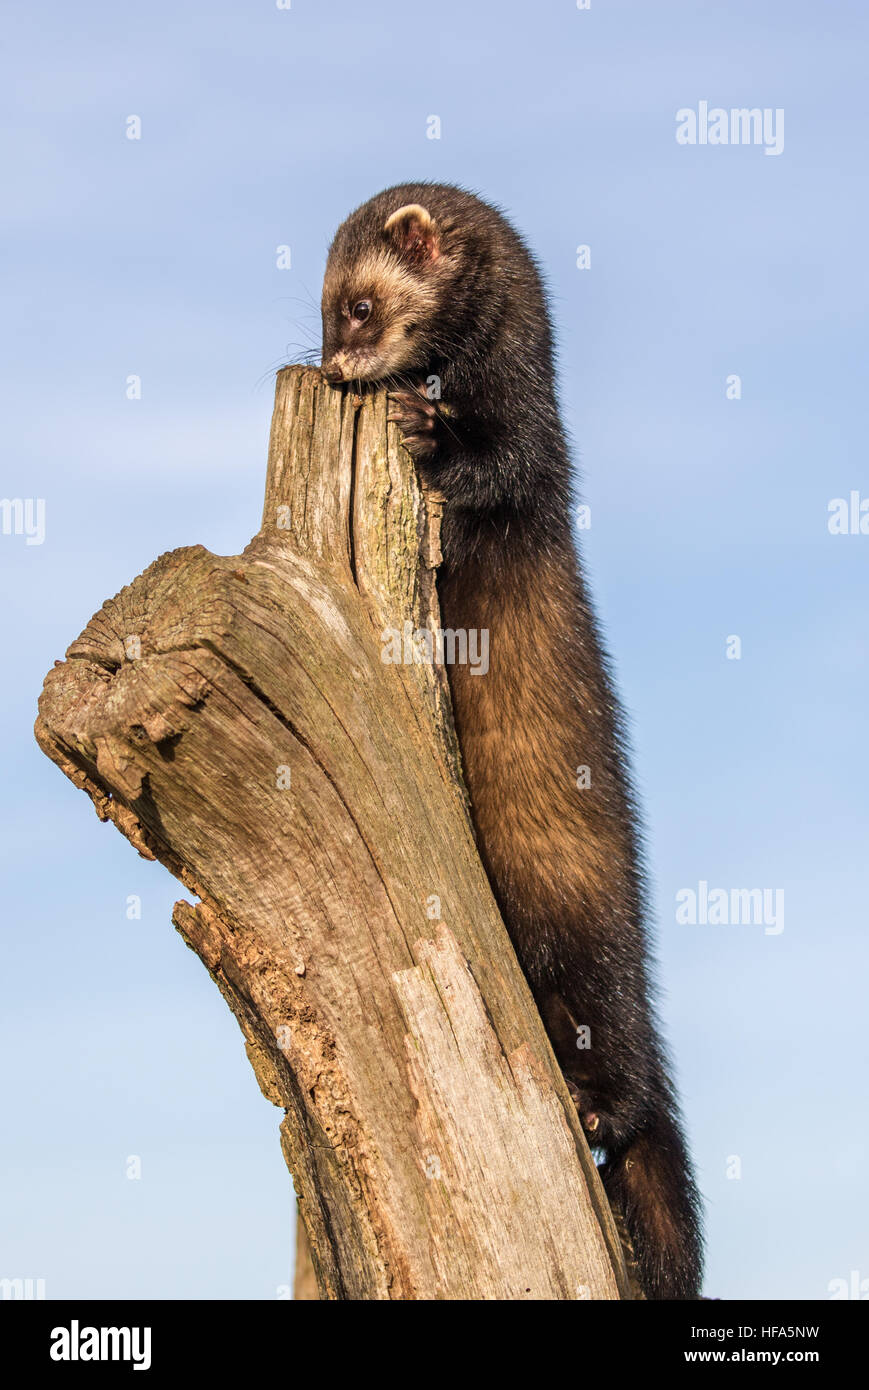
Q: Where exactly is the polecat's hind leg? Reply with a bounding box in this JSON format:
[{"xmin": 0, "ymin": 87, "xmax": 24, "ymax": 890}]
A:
[
  {"xmin": 599, "ymin": 1101, "xmax": 704, "ymax": 1300},
  {"xmin": 542, "ymin": 993, "xmax": 703, "ymax": 1298},
  {"xmin": 564, "ymin": 1077, "xmax": 637, "ymax": 1152},
  {"xmin": 566, "ymin": 1078, "xmax": 703, "ymax": 1298}
]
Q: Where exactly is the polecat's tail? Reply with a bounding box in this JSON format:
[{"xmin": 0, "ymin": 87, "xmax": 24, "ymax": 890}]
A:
[{"xmin": 600, "ymin": 1103, "xmax": 704, "ymax": 1300}]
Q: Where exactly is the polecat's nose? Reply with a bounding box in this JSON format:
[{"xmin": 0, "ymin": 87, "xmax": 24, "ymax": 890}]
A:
[{"xmin": 321, "ymin": 360, "xmax": 344, "ymax": 385}]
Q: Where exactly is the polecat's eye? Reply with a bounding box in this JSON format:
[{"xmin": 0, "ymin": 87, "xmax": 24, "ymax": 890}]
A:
[{"xmin": 352, "ymin": 300, "xmax": 372, "ymax": 323}]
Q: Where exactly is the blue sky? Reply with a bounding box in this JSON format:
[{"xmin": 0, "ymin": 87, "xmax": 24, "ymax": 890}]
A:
[{"xmin": 2, "ymin": 0, "xmax": 867, "ymax": 1300}]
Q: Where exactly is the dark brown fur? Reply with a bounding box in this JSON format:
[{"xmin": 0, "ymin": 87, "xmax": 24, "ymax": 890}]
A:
[{"xmin": 321, "ymin": 183, "xmax": 703, "ymax": 1298}]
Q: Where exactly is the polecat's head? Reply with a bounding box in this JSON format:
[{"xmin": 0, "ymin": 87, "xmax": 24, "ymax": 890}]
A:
[{"xmin": 321, "ymin": 202, "xmax": 452, "ymax": 385}]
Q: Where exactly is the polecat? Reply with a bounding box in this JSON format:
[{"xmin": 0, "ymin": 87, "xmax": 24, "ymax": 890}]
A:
[{"xmin": 320, "ymin": 182, "xmax": 703, "ymax": 1300}]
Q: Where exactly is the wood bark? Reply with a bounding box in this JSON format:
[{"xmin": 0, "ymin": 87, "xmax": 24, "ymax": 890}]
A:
[{"xmin": 35, "ymin": 366, "xmax": 629, "ymax": 1301}]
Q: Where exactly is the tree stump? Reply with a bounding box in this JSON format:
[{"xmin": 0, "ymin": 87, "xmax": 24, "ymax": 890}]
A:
[{"xmin": 35, "ymin": 366, "xmax": 629, "ymax": 1301}]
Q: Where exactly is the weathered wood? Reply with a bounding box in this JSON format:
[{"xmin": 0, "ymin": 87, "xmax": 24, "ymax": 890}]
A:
[
  {"xmin": 35, "ymin": 366, "xmax": 629, "ymax": 1300},
  {"xmin": 293, "ymin": 1214, "xmax": 318, "ymax": 1301}
]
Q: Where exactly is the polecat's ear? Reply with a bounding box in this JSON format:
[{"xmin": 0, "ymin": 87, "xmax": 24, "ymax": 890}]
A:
[{"xmin": 383, "ymin": 204, "xmax": 440, "ymax": 266}]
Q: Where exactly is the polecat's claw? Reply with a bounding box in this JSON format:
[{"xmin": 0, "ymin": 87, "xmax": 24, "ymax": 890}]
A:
[
  {"xmin": 387, "ymin": 388, "xmax": 440, "ymax": 459},
  {"xmin": 565, "ymin": 1079, "xmax": 612, "ymax": 1146}
]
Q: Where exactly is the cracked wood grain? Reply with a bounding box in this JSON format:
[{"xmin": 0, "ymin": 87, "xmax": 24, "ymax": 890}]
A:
[{"xmin": 35, "ymin": 366, "xmax": 628, "ymax": 1301}]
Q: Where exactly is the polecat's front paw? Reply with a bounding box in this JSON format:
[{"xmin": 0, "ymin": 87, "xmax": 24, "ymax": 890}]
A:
[{"xmin": 387, "ymin": 386, "xmax": 440, "ymax": 460}]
